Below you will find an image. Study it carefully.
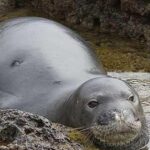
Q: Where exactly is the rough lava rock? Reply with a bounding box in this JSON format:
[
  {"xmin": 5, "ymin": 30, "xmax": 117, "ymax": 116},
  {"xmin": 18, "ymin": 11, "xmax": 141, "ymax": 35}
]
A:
[
  {"xmin": 0, "ymin": 109, "xmax": 83, "ymax": 150},
  {"xmin": 0, "ymin": 0, "xmax": 15, "ymax": 14},
  {"xmin": 144, "ymin": 26, "xmax": 150, "ymax": 49},
  {"xmin": 29, "ymin": 0, "xmax": 76, "ymax": 23}
]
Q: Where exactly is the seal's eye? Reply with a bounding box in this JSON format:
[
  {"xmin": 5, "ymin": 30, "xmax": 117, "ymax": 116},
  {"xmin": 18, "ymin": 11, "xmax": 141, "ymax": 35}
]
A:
[
  {"xmin": 128, "ymin": 95, "xmax": 134, "ymax": 102},
  {"xmin": 88, "ymin": 100, "xmax": 99, "ymax": 108}
]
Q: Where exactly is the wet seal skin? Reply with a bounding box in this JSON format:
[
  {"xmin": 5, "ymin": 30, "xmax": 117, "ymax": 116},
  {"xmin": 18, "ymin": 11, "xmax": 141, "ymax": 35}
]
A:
[{"xmin": 0, "ymin": 17, "xmax": 149, "ymax": 150}]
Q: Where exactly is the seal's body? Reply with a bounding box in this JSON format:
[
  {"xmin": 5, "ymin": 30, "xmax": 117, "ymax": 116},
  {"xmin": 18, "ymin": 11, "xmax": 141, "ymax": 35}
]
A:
[
  {"xmin": 0, "ymin": 17, "xmax": 105, "ymax": 117},
  {"xmin": 0, "ymin": 17, "xmax": 149, "ymax": 150}
]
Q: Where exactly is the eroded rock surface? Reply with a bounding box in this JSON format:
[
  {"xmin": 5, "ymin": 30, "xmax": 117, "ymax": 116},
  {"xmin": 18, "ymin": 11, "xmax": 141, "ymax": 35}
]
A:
[
  {"xmin": 0, "ymin": 0, "xmax": 15, "ymax": 14},
  {"xmin": 0, "ymin": 109, "xmax": 83, "ymax": 150},
  {"xmin": 29, "ymin": 0, "xmax": 76, "ymax": 22}
]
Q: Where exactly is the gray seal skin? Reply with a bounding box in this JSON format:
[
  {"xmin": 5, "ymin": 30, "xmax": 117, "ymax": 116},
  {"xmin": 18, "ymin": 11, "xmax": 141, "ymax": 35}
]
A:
[{"xmin": 0, "ymin": 17, "xmax": 149, "ymax": 150}]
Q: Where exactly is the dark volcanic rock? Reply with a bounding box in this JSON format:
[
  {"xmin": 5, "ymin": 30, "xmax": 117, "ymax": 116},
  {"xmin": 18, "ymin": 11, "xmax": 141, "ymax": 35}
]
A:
[
  {"xmin": 0, "ymin": 0, "xmax": 15, "ymax": 14},
  {"xmin": 0, "ymin": 109, "xmax": 83, "ymax": 150},
  {"xmin": 29, "ymin": 0, "xmax": 77, "ymax": 23}
]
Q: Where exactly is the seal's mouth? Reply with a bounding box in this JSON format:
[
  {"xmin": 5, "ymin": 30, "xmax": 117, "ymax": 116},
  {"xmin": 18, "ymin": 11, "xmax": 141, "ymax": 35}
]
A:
[{"xmin": 91, "ymin": 120, "xmax": 142, "ymax": 145}]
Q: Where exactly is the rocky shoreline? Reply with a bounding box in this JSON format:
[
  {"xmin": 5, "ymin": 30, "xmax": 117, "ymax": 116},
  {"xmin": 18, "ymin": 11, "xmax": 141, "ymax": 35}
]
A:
[{"xmin": 0, "ymin": 109, "xmax": 83, "ymax": 150}]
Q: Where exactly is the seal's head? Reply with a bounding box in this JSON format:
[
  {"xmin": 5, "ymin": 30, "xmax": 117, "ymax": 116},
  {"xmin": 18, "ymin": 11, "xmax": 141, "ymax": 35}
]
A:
[{"xmin": 65, "ymin": 77, "xmax": 149, "ymax": 150}]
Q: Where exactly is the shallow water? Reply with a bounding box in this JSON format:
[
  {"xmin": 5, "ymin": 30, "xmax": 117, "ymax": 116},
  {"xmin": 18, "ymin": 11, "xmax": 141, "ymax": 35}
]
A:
[{"xmin": 109, "ymin": 72, "xmax": 150, "ymax": 150}]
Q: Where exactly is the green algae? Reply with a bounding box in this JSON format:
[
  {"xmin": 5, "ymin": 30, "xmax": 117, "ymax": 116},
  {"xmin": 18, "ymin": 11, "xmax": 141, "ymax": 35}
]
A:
[
  {"xmin": 73, "ymin": 28, "xmax": 150, "ymax": 72},
  {"xmin": 68, "ymin": 129, "xmax": 100, "ymax": 150}
]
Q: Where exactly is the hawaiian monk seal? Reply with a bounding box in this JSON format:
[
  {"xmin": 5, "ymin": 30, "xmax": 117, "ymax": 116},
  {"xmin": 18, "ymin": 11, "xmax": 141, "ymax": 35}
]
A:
[{"xmin": 0, "ymin": 17, "xmax": 149, "ymax": 150}]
